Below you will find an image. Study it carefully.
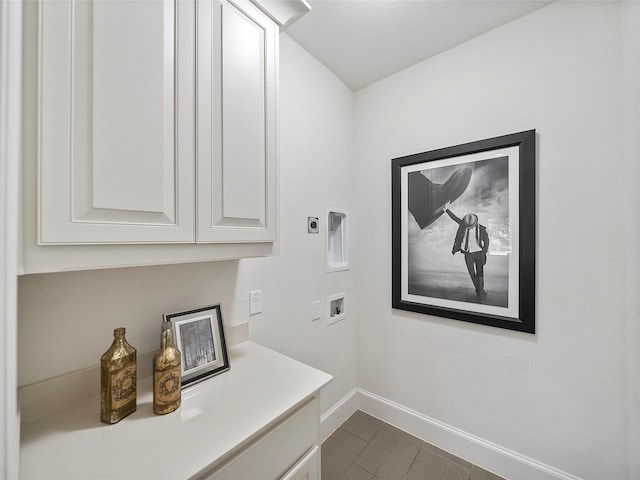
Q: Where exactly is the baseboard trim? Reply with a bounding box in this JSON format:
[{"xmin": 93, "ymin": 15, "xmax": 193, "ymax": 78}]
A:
[
  {"xmin": 320, "ymin": 387, "xmax": 359, "ymax": 442},
  {"xmin": 320, "ymin": 388, "xmax": 584, "ymax": 480}
]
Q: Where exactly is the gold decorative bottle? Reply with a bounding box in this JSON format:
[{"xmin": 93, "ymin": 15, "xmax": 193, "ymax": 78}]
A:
[
  {"xmin": 153, "ymin": 322, "xmax": 182, "ymax": 415},
  {"xmin": 100, "ymin": 327, "xmax": 137, "ymax": 424}
]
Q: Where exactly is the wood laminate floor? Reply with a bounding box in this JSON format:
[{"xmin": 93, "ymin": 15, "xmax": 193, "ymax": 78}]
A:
[{"xmin": 321, "ymin": 410, "xmax": 505, "ymax": 480}]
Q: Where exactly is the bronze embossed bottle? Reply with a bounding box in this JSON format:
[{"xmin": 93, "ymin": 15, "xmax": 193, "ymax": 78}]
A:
[
  {"xmin": 153, "ymin": 322, "xmax": 181, "ymax": 415},
  {"xmin": 100, "ymin": 327, "xmax": 137, "ymax": 424}
]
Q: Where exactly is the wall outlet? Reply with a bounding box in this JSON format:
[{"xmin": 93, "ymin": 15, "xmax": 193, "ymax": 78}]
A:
[
  {"xmin": 308, "ymin": 217, "xmax": 319, "ymax": 234},
  {"xmin": 250, "ymin": 290, "xmax": 262, "ymax": 315},
  {"xmin": 311, "ymin": 300, "xmax": 320, "ymax": 321}
]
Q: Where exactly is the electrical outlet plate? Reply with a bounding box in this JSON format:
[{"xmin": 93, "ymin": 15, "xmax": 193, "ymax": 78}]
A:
[
  {"xmin": 250, "ymin": 290, "xmax": 262, "ymax": 315},
  {"xmin": 308, "ymin": 217, "xmax": 319, "ymax": 234},
  {"xmin": 311, "ymin": 300, "xmax": 320, "ymax": 321}
]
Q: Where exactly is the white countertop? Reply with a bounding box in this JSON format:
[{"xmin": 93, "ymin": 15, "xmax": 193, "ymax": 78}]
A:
[{"xmin": 20, "ymin": 341, "xmax": 332, "ymax": 479}]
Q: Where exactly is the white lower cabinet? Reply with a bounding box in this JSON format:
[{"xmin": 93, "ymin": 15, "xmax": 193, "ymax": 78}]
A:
[{"xmin": 205, "ymin": 399, "xmax": 320, "ymax": 480}]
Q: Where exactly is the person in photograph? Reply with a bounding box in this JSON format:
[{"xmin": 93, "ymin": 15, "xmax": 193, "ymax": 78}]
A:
[{"xmin": 442, "ymin": 201, "xmax": 489, "ymax": 299}]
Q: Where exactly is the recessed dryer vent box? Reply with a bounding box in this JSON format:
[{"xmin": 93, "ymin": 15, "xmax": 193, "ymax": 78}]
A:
[
  {"xmin": 326, "ymin": 208, "xmax": 348, "ymax": 272},
  {"xmin": 327, "ymin": 293, "xmax": 346, "ymax": 325}
]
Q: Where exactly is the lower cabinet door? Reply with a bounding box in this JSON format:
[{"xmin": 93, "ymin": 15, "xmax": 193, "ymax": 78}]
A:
[
  {"xmin": 205, "ymin": 399, "xmax": 318, "ymax": 479},
  {"xmin": 280, "ymin": 446, "xmax": 319, "ymax": 480}
]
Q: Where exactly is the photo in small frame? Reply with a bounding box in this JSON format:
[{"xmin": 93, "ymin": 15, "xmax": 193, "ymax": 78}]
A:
[
  {"xmin": 163, "ymin": 304, "xmax": 230, "ymax": 388},
  {"xmin": 391, "ymin": 130, "xmax": 536, "ymax": 333}
]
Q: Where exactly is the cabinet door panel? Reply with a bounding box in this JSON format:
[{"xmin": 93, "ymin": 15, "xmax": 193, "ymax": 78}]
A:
[
  {"xmin": 197, "ymin": 0, "xmax": 276, "ymax": 242},
  {"xmin": 91, "ymin": 1, "xmax": 170, "ymax": 214},
  {"xmin": 39, "ymin": 0, "xmax": 195, "ymax": 244},
  {"xmin": 221, "ymin": 4, "xmax": 265, "ymax": 221}
]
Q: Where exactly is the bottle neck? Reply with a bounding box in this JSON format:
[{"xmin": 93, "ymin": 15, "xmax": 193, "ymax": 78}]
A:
[
  {"xmin": 161, "ymin": 327, "xmax": 174, "ymax": 349},
  {"xmin": 113, "ymin": 328, "xmax": 126, "ymax": 345}
]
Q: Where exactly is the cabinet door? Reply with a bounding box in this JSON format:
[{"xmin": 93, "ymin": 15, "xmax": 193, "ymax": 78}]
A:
[
  {"xmin": 204, "ymin": 399, "xmax": 318, "ymax": 480},
  {"xmin": 197, "ymin": 0, "xmax": 277, "ymax": 243},
  {"xmin": 39, "ymin": 0, "xmax": 195, "ymax": 244},
  {"xmin": 280, "ymin": 447, "xmax": 319, "ymax": 480}
]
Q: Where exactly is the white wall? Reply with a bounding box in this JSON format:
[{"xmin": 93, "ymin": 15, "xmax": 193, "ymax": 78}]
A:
[
  {"xmin": 17, "ymin": 35, "xmax": 357, "ymax": 416},
  {"xmin": 354, "ymin": 2, "xmax": 636, "ymax": 479},
  {"xmin": 237, "ymin": 35, "xmax": 358, "ymax": 414}
]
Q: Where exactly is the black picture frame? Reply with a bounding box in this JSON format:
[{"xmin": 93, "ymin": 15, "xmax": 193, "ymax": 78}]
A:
[
  {"xmin": 391, "ymin": 130, "xmax": 535, "ymax": 333},
  {"xmin": 164, "ymin": 304, "xmax": 230, "ymax": 388}
]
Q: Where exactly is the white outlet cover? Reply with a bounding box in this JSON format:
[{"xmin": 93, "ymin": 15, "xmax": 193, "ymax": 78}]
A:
[
  {"xmin": 311, "ymin": 300, "xmax": 321, "ymax": 321},
  {"xmin": 308, "ymin": 217, "xmax": 319, "ymax": 234},
  {"xmin": 250, "ymin": 290, "xmax": 262, "ymax": 315}
]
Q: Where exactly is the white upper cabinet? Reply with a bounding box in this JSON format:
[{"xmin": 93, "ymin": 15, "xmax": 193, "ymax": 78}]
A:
[
  {"xmin": 197, "ymin": 0, "xmax": 277, "ymax": 242},
  {"xmin": 39, "ymin": 0, "xmax": 195, "ymax": 244},
  {"xmin": 29, "ymin": 0, "xmax": 299, "ymax": 271}
]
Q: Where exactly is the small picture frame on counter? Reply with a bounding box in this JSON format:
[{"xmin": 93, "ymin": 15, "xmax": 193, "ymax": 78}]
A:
[{"xmin": 164, "ymin": 304, "xmax": 230, "ymax": 388}]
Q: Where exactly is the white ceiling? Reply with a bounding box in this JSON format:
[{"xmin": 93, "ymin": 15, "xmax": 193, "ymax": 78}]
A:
[{"xmin": 285, "ymin": 0, "xmax": 553, "ymax": 91}]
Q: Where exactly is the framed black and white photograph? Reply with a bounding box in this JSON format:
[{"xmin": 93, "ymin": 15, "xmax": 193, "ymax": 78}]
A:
[
  {"xmin": 164, "ymin": 304, "xmax": 230, "ymax": 387},
  {"xmin": 391, "ymin": 130, "xmax": 535, "ymax": 333}
]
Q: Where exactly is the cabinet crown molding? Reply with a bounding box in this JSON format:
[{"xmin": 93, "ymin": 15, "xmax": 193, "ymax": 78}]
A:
[{"xmin": 250, "ymin": 0, "xmax": 311, "ymax": 30}]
